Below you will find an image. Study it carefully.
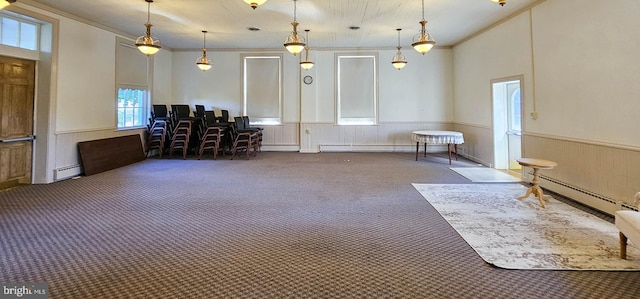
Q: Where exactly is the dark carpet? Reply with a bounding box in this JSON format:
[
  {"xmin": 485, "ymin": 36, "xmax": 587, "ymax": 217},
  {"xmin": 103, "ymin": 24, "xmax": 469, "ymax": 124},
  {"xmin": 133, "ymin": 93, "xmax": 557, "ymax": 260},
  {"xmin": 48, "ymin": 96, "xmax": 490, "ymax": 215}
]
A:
[{"xmin": 0, "ymin": 152, "xmax": 638, "ymax": 298}]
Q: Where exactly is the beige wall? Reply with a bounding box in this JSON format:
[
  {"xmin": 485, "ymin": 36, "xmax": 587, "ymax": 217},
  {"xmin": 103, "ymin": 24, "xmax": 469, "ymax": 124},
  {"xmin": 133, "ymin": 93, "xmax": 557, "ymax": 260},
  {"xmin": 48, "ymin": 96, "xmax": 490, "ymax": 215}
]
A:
[
  {"xmin": 453, "ymin": 0, "xmax": 640, "ymax": 212},
  {"xmin": 530, "ymin": 0, "xmax": 640, "ymax": 146}
]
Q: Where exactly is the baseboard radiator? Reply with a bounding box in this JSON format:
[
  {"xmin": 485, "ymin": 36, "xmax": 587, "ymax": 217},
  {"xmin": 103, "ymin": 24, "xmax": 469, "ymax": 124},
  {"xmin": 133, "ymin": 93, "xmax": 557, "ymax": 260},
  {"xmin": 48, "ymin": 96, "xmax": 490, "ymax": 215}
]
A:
[
  {"xmin": 54, "ymin": 164, "xmax": 82, "ymax": 181},
  {"xmin": 535, "ymin": 172, "xmax": 638, "ymax": 215},
  {"xmin": 318, "ymin": 144, "xmax": 445, "ymax": 153}
]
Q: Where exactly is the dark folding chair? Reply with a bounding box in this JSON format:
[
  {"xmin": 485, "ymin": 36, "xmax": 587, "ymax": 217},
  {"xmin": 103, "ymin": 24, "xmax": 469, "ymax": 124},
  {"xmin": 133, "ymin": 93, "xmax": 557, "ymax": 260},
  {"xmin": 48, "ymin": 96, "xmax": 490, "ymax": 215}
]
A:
[
  {"xmin": 194, "ymin": 105, "xmax": 206, "ymax": 118},
  {"xmin": 198, "ymin": 126, "xmax": 223, "ymax": 160},
  {"xmin": 169, "ymin": 120, "xmax": 192, "ymax": 159},
  {"xmin": 146, "ymin": 120, "xmax": 167, "ymax": 158},
  {"xmin": 219, "ymin": 109, "xmax": 230, "ymax": 124}
]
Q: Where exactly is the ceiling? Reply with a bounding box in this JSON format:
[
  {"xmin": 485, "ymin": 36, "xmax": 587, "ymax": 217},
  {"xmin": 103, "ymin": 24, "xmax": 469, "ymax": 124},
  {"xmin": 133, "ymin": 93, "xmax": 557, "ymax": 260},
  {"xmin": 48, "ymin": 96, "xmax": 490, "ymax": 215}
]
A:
[{"xmin": 20, "ymin": 0, "xmax": 537, "ymax": 51}]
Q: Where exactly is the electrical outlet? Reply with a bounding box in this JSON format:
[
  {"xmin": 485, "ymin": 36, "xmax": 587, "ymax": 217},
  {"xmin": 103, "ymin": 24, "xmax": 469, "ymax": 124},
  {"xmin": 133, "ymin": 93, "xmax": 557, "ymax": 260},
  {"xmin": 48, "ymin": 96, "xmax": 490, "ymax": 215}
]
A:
[{"xmin": 530, "ymin": 112, "xmax": 538, "ymax": 120}]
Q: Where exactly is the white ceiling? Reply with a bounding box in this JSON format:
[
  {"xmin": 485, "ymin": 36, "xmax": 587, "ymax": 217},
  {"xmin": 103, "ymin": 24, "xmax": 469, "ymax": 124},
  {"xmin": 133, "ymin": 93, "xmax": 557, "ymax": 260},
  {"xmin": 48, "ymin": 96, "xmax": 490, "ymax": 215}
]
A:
[{"xmin": 20, "ymin": 0, "xmax": 536, "ymax": 50}]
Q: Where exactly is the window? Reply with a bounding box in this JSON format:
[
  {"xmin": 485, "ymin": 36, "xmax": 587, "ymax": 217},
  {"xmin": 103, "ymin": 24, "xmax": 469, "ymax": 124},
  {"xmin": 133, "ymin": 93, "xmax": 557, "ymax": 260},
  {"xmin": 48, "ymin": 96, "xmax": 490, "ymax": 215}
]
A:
[
  {"xmin": 117, "ymin": 87, "xmax": 148, "ymax": 128},
  {"xmin": 509, "ymin": 88, "xmax": 521, "ymax": 132},
  {"xmin": 336, "ymin": 54, "xmax": 377, "ymax": 125},
  {"xmin": 242, "ymin": 55, "xmax": 282, "ymax": 125},
  {"xmin": 0, "ymin": 14, "xmax": 39, "ymax": 50},
  {"xmin": 116, "ymin": 39, "xmax": 149, "ymax": 129}
]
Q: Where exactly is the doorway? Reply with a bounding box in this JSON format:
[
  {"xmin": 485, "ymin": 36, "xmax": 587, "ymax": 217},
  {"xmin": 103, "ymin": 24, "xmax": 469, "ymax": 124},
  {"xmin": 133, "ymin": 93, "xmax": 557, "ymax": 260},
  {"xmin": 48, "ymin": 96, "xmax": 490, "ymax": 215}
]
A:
[
  {"xmin": 492, "ymin": 77, "xmax": 522, "ymax": 175},
  {"xmin": 0, "ymin": 56, "xmax": 36, "ymax": 190}
]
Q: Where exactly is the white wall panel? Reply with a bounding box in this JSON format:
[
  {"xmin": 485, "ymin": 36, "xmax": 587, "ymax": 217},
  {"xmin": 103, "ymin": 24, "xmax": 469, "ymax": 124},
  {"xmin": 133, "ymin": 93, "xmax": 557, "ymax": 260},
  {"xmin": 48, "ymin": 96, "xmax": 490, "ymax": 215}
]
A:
[
  {"xmin": 55, "ymin": 18, "xmax": 117, "ymax": 132},
  {"xmin": 530, "ymin": 0, "xmax": 640, "ymax": 146},
  {"xmin": 453, "ymin": 12, "xmax": 532, "ymax": 127}
]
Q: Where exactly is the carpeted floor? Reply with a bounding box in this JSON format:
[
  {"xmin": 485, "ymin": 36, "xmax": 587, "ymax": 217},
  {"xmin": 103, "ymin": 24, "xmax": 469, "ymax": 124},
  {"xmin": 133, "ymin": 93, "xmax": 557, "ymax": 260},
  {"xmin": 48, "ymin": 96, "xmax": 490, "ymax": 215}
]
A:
[{"xmin": 1, "ymin": 152, "xmax": 639, "ymax": 298}]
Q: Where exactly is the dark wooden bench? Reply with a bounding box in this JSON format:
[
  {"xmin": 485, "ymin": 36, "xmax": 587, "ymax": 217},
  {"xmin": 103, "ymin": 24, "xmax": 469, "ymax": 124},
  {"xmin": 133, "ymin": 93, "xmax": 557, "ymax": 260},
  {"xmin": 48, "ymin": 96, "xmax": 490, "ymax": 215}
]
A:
[{"xmin": 78, "ymin": 134, "xmax": 145, "ymax": 176}]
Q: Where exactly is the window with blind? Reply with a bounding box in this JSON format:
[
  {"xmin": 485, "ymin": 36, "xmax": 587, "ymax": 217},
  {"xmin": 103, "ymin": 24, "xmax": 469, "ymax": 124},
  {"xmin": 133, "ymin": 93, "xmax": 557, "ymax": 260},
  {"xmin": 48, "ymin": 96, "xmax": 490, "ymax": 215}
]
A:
[
  {"xmin": 336, "ymin": 54, "xmax": 377, "ymax": 125},
  {"xmin": 116, "ymin": 38, "xmax": 149, "ymax": 129},
  {"xmin": 242, "ymin": 54, "xmax": 282, "ymax": 125}
]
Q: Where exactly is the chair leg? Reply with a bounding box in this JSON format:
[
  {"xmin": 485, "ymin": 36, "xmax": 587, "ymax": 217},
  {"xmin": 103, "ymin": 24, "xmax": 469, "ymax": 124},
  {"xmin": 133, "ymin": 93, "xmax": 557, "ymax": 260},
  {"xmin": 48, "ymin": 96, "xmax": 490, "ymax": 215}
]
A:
[{"xmin": 620, "ymin": 232, "xmax": 628, "ymax": 259}]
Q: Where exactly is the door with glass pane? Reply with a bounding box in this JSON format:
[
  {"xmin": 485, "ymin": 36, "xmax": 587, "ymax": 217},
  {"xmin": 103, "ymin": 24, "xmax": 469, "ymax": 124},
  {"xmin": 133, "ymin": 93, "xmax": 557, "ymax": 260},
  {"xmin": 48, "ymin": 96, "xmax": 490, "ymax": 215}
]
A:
[
  {"xmin": 0, "ymin": 56, "xmax": 35, "ymax": 189},
  {"xmin": 492, "ymin": 77, "xmax": 522, "ymax": 175}
]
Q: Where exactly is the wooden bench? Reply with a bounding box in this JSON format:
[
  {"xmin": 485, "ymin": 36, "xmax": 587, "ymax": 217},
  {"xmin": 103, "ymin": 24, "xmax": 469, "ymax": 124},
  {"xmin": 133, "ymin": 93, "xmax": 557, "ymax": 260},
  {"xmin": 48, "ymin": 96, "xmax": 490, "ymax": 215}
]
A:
[
  {"xmin": 78, "ymin": 134, "xmax": 145, "ymax": 176},
  {"xmin": 615, "ymin": 192, "xmax": 640, "ymax": 259}
]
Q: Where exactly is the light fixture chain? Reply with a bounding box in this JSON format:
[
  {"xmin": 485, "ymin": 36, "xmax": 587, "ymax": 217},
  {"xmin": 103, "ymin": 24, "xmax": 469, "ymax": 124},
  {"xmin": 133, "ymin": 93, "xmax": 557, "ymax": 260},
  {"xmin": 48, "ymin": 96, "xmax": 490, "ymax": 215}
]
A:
[
  {"xmin": 147, "ymin": 1, "xmax": 151, "ymax": 24},
  {"xmin": 293, "ymin": 0, "xmax": 297, "ymax": 22}
]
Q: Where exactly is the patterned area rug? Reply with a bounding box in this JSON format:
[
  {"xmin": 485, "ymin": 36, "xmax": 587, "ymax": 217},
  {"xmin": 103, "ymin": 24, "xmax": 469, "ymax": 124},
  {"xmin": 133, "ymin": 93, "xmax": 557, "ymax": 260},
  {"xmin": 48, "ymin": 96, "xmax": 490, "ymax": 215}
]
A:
[
  {"xmin": 449, "ymin": 167, "xmax": 521, "ymax": 182},
  {"xmin": 412, "ymin": 183, "xmax": 640, "ymax": 270}
]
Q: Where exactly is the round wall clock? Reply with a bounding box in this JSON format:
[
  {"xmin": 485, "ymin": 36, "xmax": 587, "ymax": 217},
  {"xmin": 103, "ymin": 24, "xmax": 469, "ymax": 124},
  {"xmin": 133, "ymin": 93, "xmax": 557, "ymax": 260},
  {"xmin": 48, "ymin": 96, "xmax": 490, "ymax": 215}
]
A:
[{"xmin": 303, "ymin": 75, "xmax": 313, "ymax": 85}]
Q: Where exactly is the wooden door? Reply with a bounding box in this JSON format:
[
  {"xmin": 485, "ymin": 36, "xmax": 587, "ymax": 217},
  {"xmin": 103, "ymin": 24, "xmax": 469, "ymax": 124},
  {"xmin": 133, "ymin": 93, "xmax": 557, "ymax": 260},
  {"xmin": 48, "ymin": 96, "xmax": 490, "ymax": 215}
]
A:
[{"xmin": 0, "ymin": 56, "xmax": 35, "ymax": 190}]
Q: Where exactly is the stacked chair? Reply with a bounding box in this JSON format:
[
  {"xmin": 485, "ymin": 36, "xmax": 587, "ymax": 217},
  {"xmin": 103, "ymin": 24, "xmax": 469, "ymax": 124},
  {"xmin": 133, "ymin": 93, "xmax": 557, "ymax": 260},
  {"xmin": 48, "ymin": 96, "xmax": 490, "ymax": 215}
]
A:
[
  {"xmin": 231, "ymin": 116, "xmax": 261, "ymax": 160},
  {"xmin": 146, "ymin": 119, "xmax": 167, "ymax": 158},
  {"xmin": 150, "ymin": 104, "xmax": 170, "ymax": 123},
  {"xmin": 169, "ymin": 119, "xmax": 192, "ymax": 159},
  {"xmin": 146, "ymin": 105, "xmax": 265, "ymax": 160},
  {"xmin": 242, "ymin": 116, "xmax": 263, "ymax": 152},
  {"xmin": 198, "ymin": 126, "xmax": 223, "ymax": 160}
]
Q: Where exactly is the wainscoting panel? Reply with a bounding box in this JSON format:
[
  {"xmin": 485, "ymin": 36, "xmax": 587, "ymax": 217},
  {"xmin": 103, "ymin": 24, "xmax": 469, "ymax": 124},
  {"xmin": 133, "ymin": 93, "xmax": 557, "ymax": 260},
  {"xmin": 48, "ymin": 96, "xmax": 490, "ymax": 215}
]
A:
[
  {"xmin": 54, "ymin": 128, "xmax": 145, "ymax": 180},
  {"xmin": 261, "ymin": 123, "xmax": 299, "ymax": 145},
  {"xmin": 453, "ymin": 123, "xmax": 493, "ymax": 166},
  {"xmin": 300, "ymin": 122, "xmax": 454, "ymax": 153},
  {"xmin": 523, "ymin": 133, "xmax": 640, "ymax": 215}
]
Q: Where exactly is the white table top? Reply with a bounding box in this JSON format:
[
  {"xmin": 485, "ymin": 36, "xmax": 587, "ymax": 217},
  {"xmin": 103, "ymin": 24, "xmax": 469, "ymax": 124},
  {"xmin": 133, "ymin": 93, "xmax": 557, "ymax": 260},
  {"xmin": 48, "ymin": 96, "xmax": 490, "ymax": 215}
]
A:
[{"xmin": 411, "ymin": 130, "xmax": 464, "ymax": 145}]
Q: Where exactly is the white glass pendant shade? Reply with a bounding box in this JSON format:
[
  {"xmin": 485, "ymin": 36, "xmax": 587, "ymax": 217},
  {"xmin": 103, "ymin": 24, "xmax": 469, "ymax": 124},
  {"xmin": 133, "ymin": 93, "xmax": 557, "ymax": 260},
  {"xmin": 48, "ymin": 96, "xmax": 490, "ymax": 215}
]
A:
[
  {"xmin": 412, "ymin": 0, "xmax": 435, "ymax": 55},
  {"xmin": 392, "ymin": 29, "xmax": 407, "ymax": 70},
  {"xmin": 299, "ymin": 30, "xmax": 314, "ymax": 70},
  {"xmin": 411, "ymin": 20, "xmax": 435, "ymax": 55},
  {"xmin": 195, "ymin": 31, "xmax": 212, "ymax": 71},
  {"xmin": 136, "ymin": 24, "xmax": 161, "ymax": 55},
  {"xmin": 196, "ymin": 51, "xmax": 212, "ymax": 71},
  {"xmin": 0, "ymin": 0, "xmax": 16, "ymax": 9},
  {"xmin": 284, "ymin": 21, "xmax": 305, "ymax": 55},
  {"xmin": 283, "ymin": 0, "xmax": 305, "ymax": 55},
  {"xmin": 300, "ymin": 61, "xmax": 314, "ymax": 70},
  {"xmin": 244, "ymin": 0, "xmax": 267, "ymax": 9},
  {"xmin": 136, "ymin": 0, "xmax": 161, "ymax": 56},
  {"xmin": 392, "ymin": 50, "xmax": 407, "ymax": 70}
]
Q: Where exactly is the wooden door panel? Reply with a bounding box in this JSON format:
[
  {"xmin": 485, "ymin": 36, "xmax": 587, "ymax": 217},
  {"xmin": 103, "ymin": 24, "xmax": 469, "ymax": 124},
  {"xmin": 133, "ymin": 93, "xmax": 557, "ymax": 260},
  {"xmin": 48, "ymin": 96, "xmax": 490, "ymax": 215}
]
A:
[
  {"xmin": 0, "ymin": 56, "xmax": 35, "ymax": 189},
  {"xmin": 0, "ymin": 141, "xmax": 32, "ymax": 188}
]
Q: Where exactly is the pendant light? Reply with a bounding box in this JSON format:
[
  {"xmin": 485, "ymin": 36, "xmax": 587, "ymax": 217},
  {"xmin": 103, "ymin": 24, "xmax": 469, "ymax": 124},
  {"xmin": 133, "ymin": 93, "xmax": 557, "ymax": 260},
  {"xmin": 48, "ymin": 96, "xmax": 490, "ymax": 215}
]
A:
[
  {"xmin": 391, "ymin": 29, "xmax": 407, "ymax": 70},
  {"xmin": 196, "ymin": 31, "xmax": 212, "ymax": 71},
  {"xmin": 283, "ymin": 0, "xmax": 305, "ymax": 55},
  {"xmin": 411, "ymin": 0, "xmax": 436, "ymax": 55},
  {"xmin": 0, "ymin": 0, "xmax": 16, "ymax": 10},
  {"xmin": 135, "ymin": 0, "xmax": 161, "ymax": 56},
  {"xmin": 491, "ymin": 0, "xmax": 507, "ymax": 6},
  {"xmin": 300, "ymin": 29, "xmax": 314, "ymax": 70},
  {"xmin": 243, "ymin": 0, "xmax": 267, "ymax": 10}
]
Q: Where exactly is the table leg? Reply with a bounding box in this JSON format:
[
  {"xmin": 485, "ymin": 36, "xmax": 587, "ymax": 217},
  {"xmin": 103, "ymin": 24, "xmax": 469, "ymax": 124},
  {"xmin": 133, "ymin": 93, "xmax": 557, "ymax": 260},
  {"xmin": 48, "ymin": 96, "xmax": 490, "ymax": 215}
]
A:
[
  {"xmin": 517, "ymin": 168, "xmax": 548, "ymax": 208},
  {"xmin": 447, "ymin": 144, "xmax": 452, "ymax": 165},
  {"xmin": 424, "ymin": 142, "xmax": 427, "ymax": 157},
  {"xmin": 454, "ymin": 144, "xmax": 459, "ymax": 161},
  {"xmin": 415, "ymin": 142, "xmax": 419, "ymax": 161}
]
